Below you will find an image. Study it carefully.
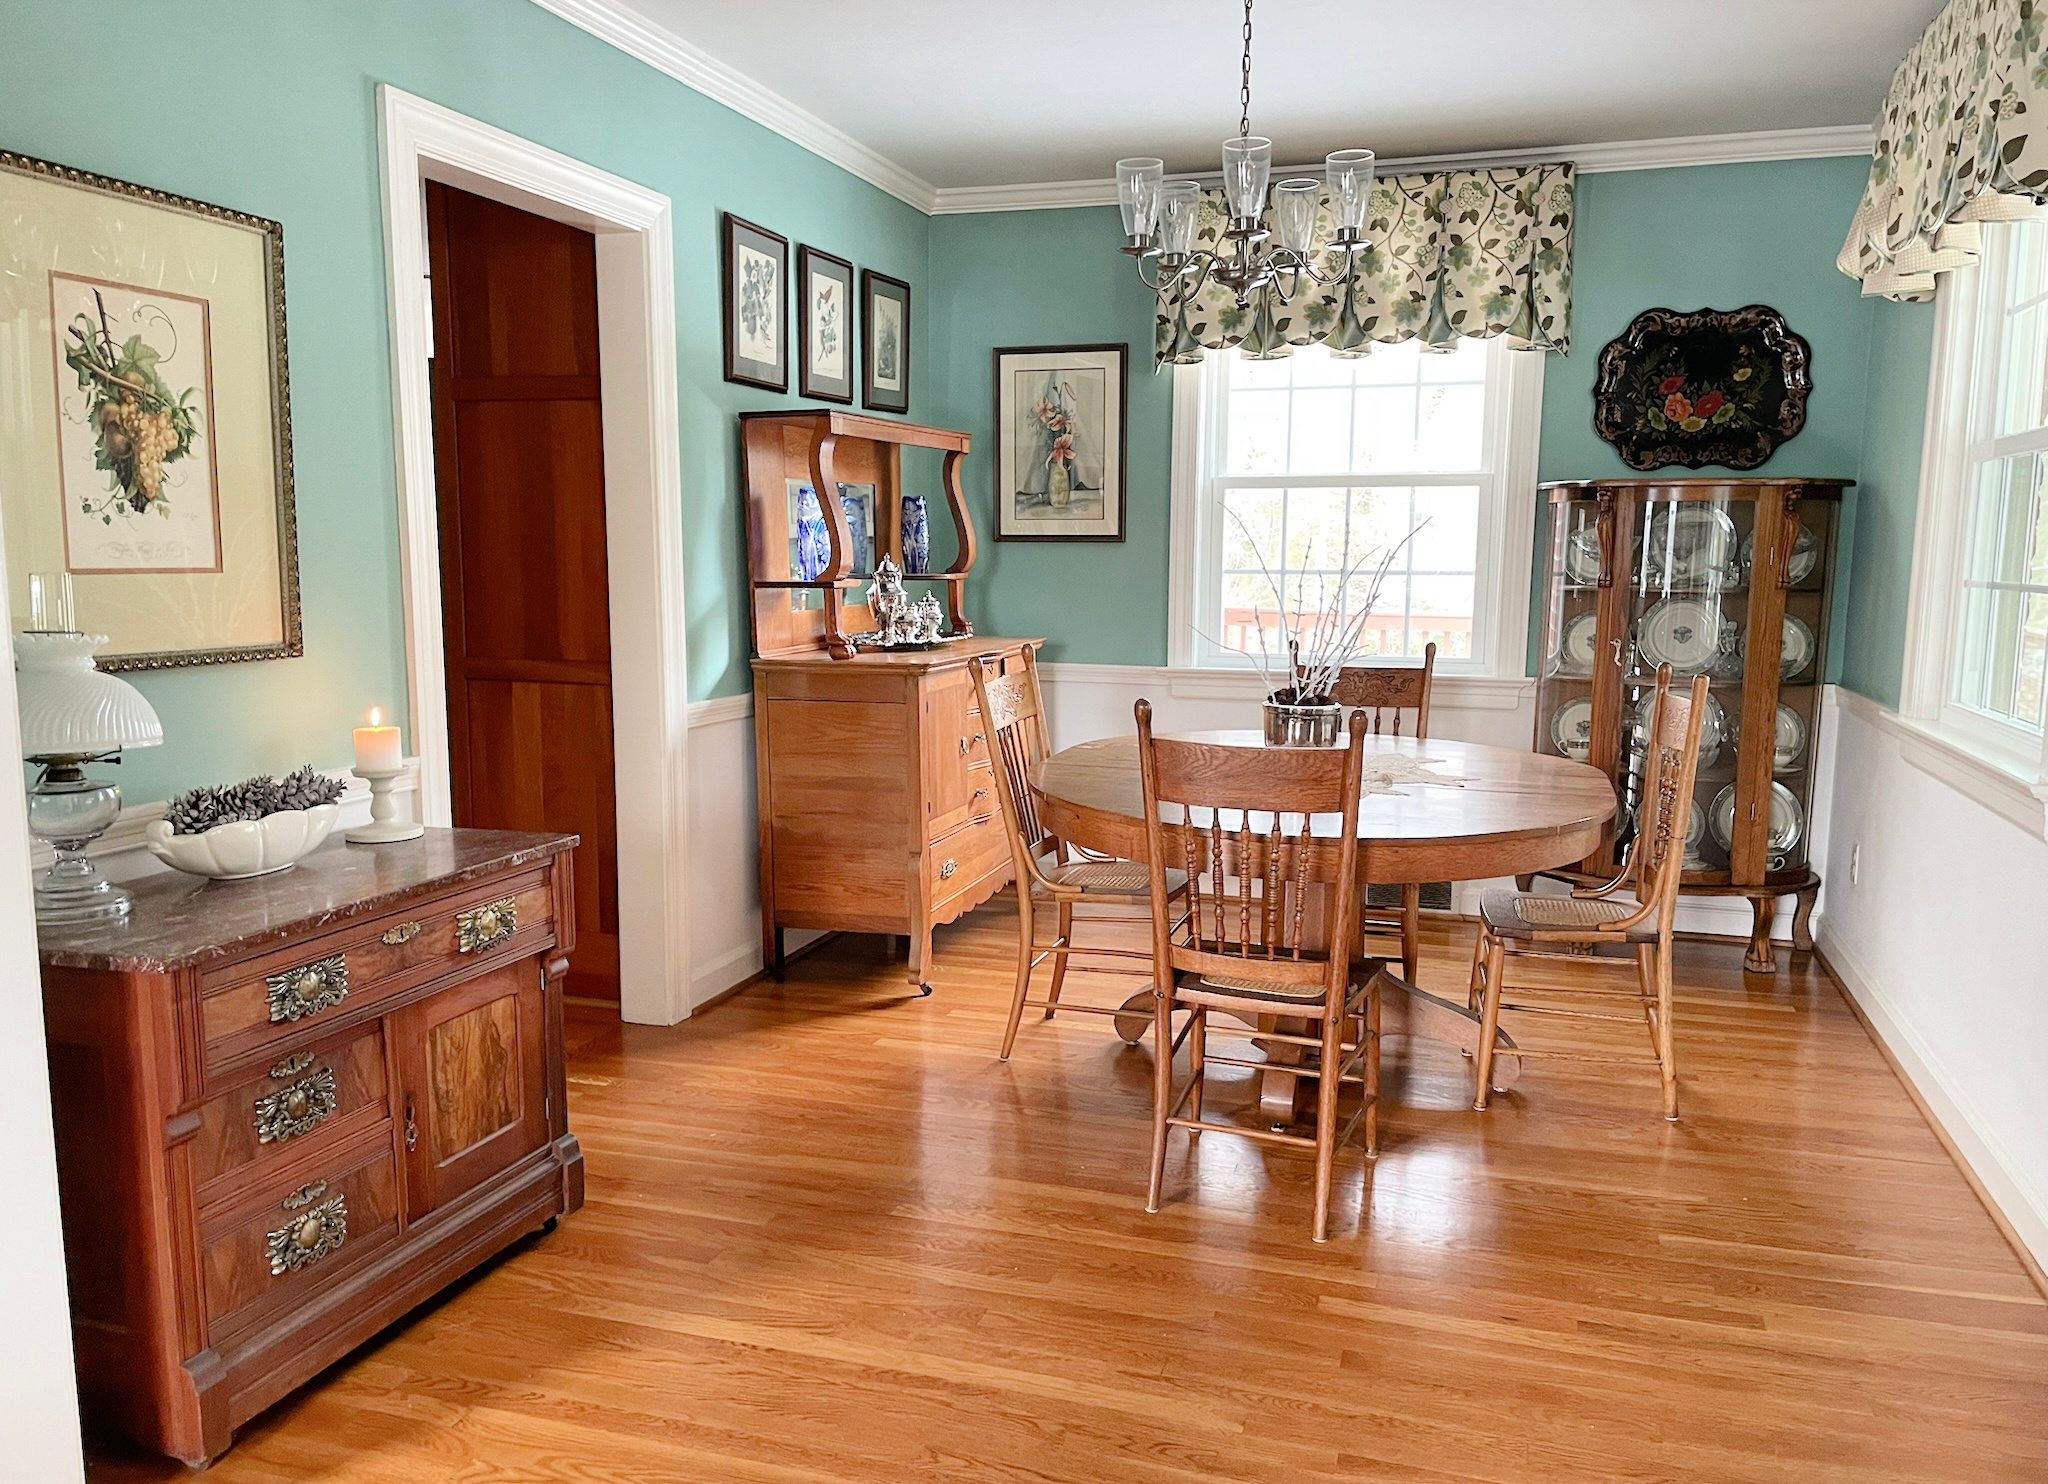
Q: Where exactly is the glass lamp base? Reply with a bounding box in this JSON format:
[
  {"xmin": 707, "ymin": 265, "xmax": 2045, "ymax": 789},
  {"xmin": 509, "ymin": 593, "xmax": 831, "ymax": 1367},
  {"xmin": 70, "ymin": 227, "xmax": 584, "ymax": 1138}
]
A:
[{"xmin": 35, "ymin": 852, "xmax": 133, "ymax": 924}]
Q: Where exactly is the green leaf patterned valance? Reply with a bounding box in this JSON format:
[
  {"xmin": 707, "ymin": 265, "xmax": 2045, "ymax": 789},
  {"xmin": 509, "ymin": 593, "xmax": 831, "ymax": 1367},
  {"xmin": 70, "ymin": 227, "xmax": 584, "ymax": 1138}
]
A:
[
  {"xmin": 1839, "ymin": 0, "xmax": 2048, "ymax": 300},
  {"xmin": 1155, "ymin": 162, "xmax": 1575, "ymax": 366}
]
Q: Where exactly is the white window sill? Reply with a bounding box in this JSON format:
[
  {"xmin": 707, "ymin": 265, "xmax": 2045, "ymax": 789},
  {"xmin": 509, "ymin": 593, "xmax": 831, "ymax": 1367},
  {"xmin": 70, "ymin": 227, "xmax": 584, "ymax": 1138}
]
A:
[
  {"xmin": 1040, "ymin": 662, "xmax": 1535, "ymax": 713},
  {"xmin": 1844, "ymin": 691, "xmax": 2048, "ymax": 838}
]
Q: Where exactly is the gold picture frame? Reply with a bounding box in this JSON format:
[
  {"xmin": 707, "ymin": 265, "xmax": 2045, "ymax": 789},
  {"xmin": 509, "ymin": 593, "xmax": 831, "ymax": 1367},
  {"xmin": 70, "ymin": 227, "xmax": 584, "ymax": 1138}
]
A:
[{"xmin": 0, "ymin": 150, "xmax": 300, "ymax": 670}]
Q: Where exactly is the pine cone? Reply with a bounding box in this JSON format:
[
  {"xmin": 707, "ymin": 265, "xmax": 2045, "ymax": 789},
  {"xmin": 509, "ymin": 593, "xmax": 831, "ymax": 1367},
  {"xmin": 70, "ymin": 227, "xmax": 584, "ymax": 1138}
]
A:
[
  {"xmin": 162, "ymin": 785, "xmax": 224, "ymax": 836},
  {"xmin": 278, "ymin": 764, "xmax": 343, "ymax": 812}
]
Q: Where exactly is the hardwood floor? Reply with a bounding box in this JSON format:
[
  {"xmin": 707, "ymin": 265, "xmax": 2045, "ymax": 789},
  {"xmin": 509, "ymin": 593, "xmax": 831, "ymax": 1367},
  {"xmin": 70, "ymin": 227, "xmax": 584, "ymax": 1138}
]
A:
[{"xmin": 87, "ymin": 903, "xmax": 2048, "ymax": 1482}]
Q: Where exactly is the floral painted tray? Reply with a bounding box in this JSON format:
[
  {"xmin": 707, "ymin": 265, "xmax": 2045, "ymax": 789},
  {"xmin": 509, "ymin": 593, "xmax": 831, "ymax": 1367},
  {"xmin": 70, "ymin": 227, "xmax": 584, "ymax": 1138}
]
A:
[{"xmin": 1592, "ymin": 305, "xmax": 1811, "ymax": 471}]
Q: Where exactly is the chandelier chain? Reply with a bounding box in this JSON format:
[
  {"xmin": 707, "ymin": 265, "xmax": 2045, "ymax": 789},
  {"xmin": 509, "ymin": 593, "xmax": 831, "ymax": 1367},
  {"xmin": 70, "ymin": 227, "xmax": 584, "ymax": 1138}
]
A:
[{"xmin": 1239, "ymin": 0, "xmax": 1253, "ymax": 138}]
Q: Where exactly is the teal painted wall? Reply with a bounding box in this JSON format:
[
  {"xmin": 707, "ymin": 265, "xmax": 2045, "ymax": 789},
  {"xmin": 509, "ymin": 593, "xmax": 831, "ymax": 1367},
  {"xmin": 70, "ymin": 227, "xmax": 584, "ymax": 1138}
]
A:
[
  {"xmin": 929, "ymin": 158, "xmax": 1923, "ymax": 694},
  {"xmin": 0, "ymin": 0, "xmax": 930, "ymax": 803},
  {"xmin": 1842, "ymin": 298, "xmax": 1939, "ymax": 708},
  {"xmin": 927, "ymin": 208, "xmax": 1172, "ymax": 662}
]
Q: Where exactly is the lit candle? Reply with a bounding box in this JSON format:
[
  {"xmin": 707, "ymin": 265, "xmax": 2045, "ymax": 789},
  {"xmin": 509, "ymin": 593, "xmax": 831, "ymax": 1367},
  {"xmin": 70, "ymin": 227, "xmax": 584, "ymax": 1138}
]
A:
[{"xmin": 353, "ymin": 707, "xmax": 402, "ymax": 774}]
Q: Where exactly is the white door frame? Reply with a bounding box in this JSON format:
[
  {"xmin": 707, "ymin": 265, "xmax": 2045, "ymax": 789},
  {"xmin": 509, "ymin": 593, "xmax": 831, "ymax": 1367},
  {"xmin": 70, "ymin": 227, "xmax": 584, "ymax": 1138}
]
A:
[{"xmin": 377, "ymin": 85, "xmax": 692, "ymax": 1025}]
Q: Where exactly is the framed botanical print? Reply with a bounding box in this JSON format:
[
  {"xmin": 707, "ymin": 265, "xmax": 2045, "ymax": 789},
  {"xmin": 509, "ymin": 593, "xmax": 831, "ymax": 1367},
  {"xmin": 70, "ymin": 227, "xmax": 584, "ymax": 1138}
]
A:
[
  {"xmin": 721, "ymin": 213, "xmax": 788, "ymax": 392},
  {"xmin": 993, "ymin": 343, "xmax": 1128, "ymax": 542},
  {"xmin": 0, "ymin": 151, "xmax": 300, "ymax": 669},
  {"xmin": 797, "ymin": 246, "xmax": 854, "ymax": 404},
  {"xmin": 860, "ymin": 269, "xmax": 911, "ymax": 415}
]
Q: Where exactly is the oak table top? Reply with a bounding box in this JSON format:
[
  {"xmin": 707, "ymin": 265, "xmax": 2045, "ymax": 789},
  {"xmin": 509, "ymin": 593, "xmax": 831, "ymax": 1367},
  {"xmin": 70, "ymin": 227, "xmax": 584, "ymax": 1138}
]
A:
[{"xmin": 1032, "ymin": 731, "xmax": 1617, "ymax": 886}]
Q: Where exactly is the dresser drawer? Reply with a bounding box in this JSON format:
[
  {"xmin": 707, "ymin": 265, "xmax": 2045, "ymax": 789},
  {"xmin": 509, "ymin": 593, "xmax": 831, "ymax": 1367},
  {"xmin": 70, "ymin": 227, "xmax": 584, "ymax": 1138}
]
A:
[
  {"xmin": 199, "ymin": 878, "xmax": 555, "ymax": 1072},
  {"xmin": 200, "ymin": 1139, "xmax": 399, "ymax": 1338},
  {"xmin": 924, "ymin": 672, "xmax": 994, "ymax": 824},
  {"xmin": 929, "ymin": 811, "xmax": 1011, "ymax": 910},
  {"xmin": 189, "ymin": 1025, "xmax": 390, "ymax": 1200}
]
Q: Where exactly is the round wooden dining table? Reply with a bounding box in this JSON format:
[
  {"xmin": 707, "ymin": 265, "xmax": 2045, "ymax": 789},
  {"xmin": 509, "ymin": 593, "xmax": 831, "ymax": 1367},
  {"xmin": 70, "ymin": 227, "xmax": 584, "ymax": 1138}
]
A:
[{"xmin": 1030, "ymin": 730, "xmax": 1617, "ymax": 1118}]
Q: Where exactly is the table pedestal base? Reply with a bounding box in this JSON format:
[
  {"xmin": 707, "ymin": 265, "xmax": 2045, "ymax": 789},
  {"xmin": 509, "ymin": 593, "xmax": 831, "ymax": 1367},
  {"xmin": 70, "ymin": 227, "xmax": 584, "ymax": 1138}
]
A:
[{"xmin": 1112, "ymin": 968, "xmax": 1520, "ymax": 1123}]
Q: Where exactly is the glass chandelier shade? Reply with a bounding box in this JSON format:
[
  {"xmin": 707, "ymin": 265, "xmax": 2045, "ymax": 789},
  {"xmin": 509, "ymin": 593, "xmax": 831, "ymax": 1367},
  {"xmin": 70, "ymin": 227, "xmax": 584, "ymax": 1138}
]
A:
[
  {"xmin": 1219, "ymin": 135, "xmax": 1273, "ymax": 225},
  {"xmin": 1273, "ymin": 178, "xmax": 1321, "ymax": 254},
  {"xmin": 1157, "ymin": 180, "xmax": 1203, "ymax": 261},
  {"xmin": 1116, "ymin": 157, "xmax": 1164, "ymax": 243},
  {"xmin": 1326, "ymin": 148, "xmax": 1377, "ymax": 239}
]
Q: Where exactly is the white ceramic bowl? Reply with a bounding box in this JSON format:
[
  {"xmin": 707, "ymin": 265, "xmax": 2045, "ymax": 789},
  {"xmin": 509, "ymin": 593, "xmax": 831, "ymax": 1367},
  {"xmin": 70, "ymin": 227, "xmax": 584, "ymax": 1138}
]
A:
[{"xmin": 145, "ymin": 803, "xmax": 340, "ymax": 880}]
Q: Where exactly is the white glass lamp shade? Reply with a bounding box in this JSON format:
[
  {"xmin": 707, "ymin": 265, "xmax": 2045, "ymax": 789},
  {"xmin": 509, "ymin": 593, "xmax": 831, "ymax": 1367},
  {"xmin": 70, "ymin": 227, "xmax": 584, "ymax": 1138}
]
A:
[
  {"xmin": 14, "ymin": 632, "xmax": 164, "ymax": 758},
  {"xmin": 1326, "ymin": 149, "xmax": 1376, "ymax": 235},
  {"xmin": 1273, "ymin": 178, "xmax": 1321, "ymax": 254},
  {"xmin": 1157, "ymin": 181, "xmax": 1203, "ymax": 260},
  {"xmin": 1115, "ymin": 158, "xmax": 1164, "ymax": 242},
  {"xmin": 1220, "ymin": 136, "xmax": 1273, "ymax": 224}
]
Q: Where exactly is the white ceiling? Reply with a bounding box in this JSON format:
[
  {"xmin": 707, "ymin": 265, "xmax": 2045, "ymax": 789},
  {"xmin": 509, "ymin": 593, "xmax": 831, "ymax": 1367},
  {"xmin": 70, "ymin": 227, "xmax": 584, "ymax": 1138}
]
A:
[{"xmin": 613, "ymin": 0, "xmax": 1939, "ymax": 189}]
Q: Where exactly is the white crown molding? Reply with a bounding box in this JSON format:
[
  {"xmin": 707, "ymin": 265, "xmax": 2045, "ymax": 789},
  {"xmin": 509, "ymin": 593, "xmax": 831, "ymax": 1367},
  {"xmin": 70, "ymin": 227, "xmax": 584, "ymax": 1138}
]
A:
[
  {"xmin": 528, "ymin": 0, "xmax": 939, "ymax": 212},
  {"xmin": 929, "ymin": 124, "xmax": 1877, "ymax": 215}
]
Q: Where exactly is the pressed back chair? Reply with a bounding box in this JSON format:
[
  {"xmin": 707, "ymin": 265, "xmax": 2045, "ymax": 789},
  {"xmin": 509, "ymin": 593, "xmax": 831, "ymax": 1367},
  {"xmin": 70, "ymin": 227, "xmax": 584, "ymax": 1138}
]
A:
[
  {"xmin": 1330, "ymin": 642, "xmax": 1436, "ymax": 982},
  {"xmin": 1136, "ymin": 701, "xmax": 1380, "ymax": 1242},
  {"xmin": 972, "ymin": 651, "xmax": 1173, "ymax": 1060},
  {"xmin": 1468, "ymin": 666, "xmax": 1709, "ymax": 1119}
]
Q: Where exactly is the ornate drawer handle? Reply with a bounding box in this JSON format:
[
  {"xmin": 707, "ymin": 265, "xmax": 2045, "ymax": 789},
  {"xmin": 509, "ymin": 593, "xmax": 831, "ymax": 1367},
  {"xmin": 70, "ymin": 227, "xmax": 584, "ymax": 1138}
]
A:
[
  {"xmin": 254, "ymin": 1060, "xmax": 339, "ymax": 1145},
  {"xmin": 380, "ymin": 920, "xmax": 421, "ymax": 946},
  {"xmin": 939, "ymin": 858, "xmax": 958, "ymax": 879},
  {"xmin": 265, "ymin": 955, "xmax": 349, "ymax": 1023},
  {"xmin": 267, "ymin": 1181, "xmax": 347, "ymax": 1275},
  {"xmin": 456, "ymin": 896, "xmax": 516, "ymax": 953}
]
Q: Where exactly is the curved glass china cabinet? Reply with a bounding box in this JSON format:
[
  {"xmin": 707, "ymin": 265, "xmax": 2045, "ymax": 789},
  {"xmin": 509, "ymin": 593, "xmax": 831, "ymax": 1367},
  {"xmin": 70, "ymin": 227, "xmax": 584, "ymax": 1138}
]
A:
[{"xmin": 1531, "ymin": 477, "xmax": 1849, "ymax": 972}]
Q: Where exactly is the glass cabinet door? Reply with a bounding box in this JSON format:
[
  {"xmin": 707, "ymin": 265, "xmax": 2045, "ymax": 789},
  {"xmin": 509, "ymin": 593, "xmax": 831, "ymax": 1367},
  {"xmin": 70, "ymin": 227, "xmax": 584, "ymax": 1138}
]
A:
[{"xmin": 1535, "ymin": 494, "xmax": 1606, "ymax": 769}]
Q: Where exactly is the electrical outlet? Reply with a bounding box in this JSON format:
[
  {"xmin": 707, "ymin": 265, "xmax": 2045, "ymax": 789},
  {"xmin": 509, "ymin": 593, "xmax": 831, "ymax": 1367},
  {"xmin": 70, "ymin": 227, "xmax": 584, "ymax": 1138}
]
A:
[{"xmin": 1850, "ymin": 843, "xmax": 1861, "ymax": 885}]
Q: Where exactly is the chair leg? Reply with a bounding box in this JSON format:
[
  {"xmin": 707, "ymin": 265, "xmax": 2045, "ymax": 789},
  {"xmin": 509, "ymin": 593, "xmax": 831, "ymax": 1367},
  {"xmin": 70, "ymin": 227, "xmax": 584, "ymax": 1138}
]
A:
[
  {"xmin": 1471, "ymin": 933, "xmax": 1506, "ymax": 1110},
  {"xmin": 1311, "ymin": 1007, "xmax": 1344, "ymax": 1242},
  {"xmin": 1400, "ymin": 882, "xmax": 1421, "ymax": 984},
  {"xmin": 1363, "ymin": 975, "xmax": 1381, "ymax": 1158},
  {"xmin": 1187, "ymin": 1006, "xmax": 1206, "ymax": 1128},
  {"xmin": 1653, "ymin": 942, "xmax": 1678, "ymax": 1121},
  {"xmin": 1046, "ymin": 900, "xmax": 1074, "ymax": 1016},
  {"xmin": 1144, "ymin": 988, "xmax": 1175, "ymax": 1214},
  {"xmin": 999, "ymin": 892, "xmax": 1036, "ymax": 1061},
  {"xmin": 1466, "ymin": 921, "xmax": 1488, "ymax": 1014}
]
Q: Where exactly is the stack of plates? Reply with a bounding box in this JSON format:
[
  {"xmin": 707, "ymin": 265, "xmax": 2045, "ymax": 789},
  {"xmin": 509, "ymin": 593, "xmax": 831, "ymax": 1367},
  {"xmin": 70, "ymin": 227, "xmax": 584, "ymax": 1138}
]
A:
[
  {"xmin": 1739, "ymin": 524, "xmax": 1820, "ymax": 584},
  {"xmin": 1636, "ymin": 597, "xmax": 1734, "ymax": 674},
  {"xmin": 1552, "ymin": 610, "xmax": 1600, "ymax": 675},
  {"xmin": 1549, "ymin": 696, "xmax": 1595, "ymax": 760},
  {"xmin": 1737, "ymin": 614, "xmax": 1817, "ymax": 679},
  {"xmin": 1709, "ymin": 781, "xmax": 1804, "ymax": 861}
]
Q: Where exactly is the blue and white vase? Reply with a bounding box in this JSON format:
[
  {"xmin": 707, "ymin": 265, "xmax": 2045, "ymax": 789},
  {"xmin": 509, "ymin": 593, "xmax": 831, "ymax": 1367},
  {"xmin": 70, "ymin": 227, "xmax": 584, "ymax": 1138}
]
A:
[
  {"xmin": 900, "ymin": 493, "xmax": 930, "ymax": 574},
  {"xmin": 792, "ymin": 485, "xmax": 830, "ymax": 581},
  {"xmin": 840, "ymin": 490, "xmax": 872, "ymax": 575}
]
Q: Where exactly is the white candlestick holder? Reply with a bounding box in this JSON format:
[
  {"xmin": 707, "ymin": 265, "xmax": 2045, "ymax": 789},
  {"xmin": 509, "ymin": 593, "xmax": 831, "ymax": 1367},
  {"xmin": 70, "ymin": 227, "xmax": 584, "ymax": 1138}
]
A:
[{"xmin": 345, "ymin": 766, "xmax": 424, "ymax": 844}]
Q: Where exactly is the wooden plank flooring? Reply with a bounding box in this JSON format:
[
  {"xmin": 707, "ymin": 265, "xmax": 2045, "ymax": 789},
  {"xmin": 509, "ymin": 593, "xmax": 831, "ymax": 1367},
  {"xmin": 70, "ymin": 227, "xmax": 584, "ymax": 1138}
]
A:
[{"xmin": 88, "ymin": 904, "xmax": 2048, "ymax": 1482}]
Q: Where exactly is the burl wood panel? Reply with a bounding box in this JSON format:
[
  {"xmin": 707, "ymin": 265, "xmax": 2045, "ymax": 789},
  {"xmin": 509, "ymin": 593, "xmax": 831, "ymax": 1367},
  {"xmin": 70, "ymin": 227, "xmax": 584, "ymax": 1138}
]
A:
[
  {"xmin": 426, "ymin": 994, "xmax": 521, "ymax": 1163},
  {"xmin": 428, "ymin": 179, "xmax": 620, "ymax": 1003}
]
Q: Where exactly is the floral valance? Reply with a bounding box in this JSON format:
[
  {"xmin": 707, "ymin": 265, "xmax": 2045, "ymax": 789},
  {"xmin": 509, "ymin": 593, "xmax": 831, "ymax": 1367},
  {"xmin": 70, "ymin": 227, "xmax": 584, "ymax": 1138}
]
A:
[
  {"xmin": 1839, "ymin": 0, "xmax": 2048, "ymax": 300},
  {"xmin": 1155, "ymin": 162, "xmax": 1574, "ymax": 366}
]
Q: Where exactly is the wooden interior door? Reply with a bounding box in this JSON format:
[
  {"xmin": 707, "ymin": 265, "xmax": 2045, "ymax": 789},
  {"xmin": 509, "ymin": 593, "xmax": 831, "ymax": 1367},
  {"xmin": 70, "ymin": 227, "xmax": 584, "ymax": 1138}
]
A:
[
  {"xmin": 392, "ymin": 956, "xmax": 549, "ymax": 1222},
  {"xmin": 426, "ymin": 181, "xmax": 620, "ymax": 1002}
]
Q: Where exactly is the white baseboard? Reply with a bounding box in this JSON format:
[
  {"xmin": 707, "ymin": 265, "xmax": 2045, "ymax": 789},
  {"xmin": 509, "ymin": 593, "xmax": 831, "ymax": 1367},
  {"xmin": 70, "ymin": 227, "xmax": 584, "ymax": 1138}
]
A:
[{"xmin": 1818, "ymin": 924, "xmax": 2048, "ymax": 1279}]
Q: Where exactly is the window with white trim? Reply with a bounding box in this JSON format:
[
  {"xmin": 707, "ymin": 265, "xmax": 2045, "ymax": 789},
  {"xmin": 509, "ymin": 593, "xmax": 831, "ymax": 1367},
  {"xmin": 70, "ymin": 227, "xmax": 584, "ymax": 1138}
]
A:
[
  {"xmin": 1907, "ymin": 218, "xmax": 2048, "ymax": 788},
  {"xmin": 1171, "ymin": 337, "xmax": 1541, "ymax": 678}
]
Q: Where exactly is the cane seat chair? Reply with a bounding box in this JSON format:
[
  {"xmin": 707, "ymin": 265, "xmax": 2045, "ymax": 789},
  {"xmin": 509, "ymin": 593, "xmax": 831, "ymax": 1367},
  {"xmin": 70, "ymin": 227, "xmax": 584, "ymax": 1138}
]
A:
[
  {"xmin": 972, "ymin": 652, "xmax": 1181, "ymax": 1061},
  {"xmin": 1135, "ymin": 701, "xmax": 1381, "ymax": 1242},
  {"xmin": 1468, "ymin": 666, "xmax": 1709, "ymax": 1120},
  {"xmin": 1330, "ymin": 642, "xmax": 1436, "ymax": 982}
]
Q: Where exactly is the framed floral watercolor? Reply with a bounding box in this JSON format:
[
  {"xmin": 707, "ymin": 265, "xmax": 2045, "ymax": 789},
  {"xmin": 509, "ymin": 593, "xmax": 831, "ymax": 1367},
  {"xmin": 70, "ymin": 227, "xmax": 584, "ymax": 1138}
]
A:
[
  {"xmin": 1593, "ymin": 305, "xmax": 1811, "ymax": 471},
  {"xmin": 993, "ymin": 343, "xmax": 1128, "ymax": 542},
  {"xmin": 722, "ymin": 213, "xmax": 788, "ymax": 392},
  {"xmin": 0, "ymin": 151, "xmax": 300, "ymax": 670},
  {"xmin": 797, "ymin": 246, "xmax": 854, "ymax": 404},
  {"xmin": 860, "ymin": 269, "xmax": 911, "ymax": 415}
]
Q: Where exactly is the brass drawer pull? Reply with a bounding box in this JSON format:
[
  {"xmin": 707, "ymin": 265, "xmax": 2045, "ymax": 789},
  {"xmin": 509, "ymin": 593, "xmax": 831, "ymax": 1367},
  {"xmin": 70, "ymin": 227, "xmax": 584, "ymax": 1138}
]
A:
[
  {"xmin": 939, "ymin": 858, "xmax": 958, "ymax": 880},
  {"xmin": 267, "ymin": 1181, "xmax": 347, "ymax": 1275},
  {"xmin": 264, "ymin": 955, "xmax": 349, "ymax": 1023},
  {"xmin": 254, "ymin": 1061, "xmax": 338, "ymax": 1145},
  {"xmin": 380, "ymin": 920, "xmax": 421, "ymax": 946},
  {"xmin": 456, "ymin": 896, "xmax": 516, "ymax": 953}
]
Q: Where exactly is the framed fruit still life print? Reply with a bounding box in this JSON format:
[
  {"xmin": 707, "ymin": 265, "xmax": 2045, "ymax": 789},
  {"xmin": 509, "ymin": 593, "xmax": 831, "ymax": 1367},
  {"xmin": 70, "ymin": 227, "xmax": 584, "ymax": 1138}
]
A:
[
  {"xmin": 1593, "ymin": 305, "xmax": 1811, "ymax": 472},
  {"xmin": 0, "ymin": 150, "xmax": 300, "ymax": 669}
]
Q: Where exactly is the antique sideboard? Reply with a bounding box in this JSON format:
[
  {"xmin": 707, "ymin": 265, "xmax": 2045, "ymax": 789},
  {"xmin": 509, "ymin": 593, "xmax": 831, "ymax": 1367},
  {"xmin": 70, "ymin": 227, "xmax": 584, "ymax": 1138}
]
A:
[{"xmin": 36, "ymin": 828, "xmax": 583, "ymax": 1466}]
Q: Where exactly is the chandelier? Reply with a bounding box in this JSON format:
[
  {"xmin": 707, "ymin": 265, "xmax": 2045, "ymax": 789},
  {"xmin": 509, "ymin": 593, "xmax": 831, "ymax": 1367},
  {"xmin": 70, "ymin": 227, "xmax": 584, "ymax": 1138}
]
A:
[{"xmin": 1115, "ymin": 0, "xmax": 1375, "ymax": 311}]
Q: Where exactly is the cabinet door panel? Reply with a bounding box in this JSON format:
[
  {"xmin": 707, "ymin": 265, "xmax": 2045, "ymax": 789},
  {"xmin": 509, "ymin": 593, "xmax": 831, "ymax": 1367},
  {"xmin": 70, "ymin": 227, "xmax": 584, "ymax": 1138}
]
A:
[{"xmin": 393, "ymin": 956, "xmax": 548, "ymax": 1221}]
